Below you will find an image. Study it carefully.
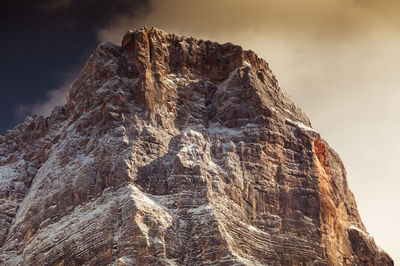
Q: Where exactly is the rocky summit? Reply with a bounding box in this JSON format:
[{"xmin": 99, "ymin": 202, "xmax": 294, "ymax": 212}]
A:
[{"xmin": 0, "ymin": 27, "xmax": 393, "ymax": 265}]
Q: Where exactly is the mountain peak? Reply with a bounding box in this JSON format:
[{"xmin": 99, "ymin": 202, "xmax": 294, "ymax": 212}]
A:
[
  {"xmin": 0, "ymin": 28, "xmax": 393, "ymax": 265},
  {"xmin": 121, "ymin": 27, "xmax": 269, "ymax": 82},
  {"xmin": 65, "ymin": 27, "xmax": 299, "ymax": 129}
]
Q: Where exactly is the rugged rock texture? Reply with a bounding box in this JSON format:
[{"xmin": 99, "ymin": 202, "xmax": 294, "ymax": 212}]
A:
[{"xmin": 0, "ymin": 27, "xmax": 393, "ymax": 265}]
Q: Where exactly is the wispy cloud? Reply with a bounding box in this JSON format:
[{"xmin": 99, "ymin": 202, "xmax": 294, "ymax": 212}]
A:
[
  {"xmin": 97, "ymin": 0, "xmax": 400, "ymax": 43},
  {"xmin": 14, "ymin": 70, "xmax": 78, "ymax": 119}
]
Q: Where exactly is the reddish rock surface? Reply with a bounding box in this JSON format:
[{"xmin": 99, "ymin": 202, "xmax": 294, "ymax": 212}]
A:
[{"xmin": 0, "ymin": 27, "xmax": 393, "ymax": 265}]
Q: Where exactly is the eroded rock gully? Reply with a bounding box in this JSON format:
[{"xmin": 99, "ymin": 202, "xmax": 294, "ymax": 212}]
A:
[{"xmin": 0, "ymin": 27, "xmax": 393, "ymax": 265}]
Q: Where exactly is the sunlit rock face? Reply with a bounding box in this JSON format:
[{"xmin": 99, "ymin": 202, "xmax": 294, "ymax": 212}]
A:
[{"xmin": 0, "ymin": 27, "xmax": 393, "ymax": 265}]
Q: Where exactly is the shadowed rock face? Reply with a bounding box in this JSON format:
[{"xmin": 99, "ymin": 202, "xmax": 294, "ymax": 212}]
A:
[{"xmin": 0, "ymin": 27, "xmax": 393, "ymax": 265}]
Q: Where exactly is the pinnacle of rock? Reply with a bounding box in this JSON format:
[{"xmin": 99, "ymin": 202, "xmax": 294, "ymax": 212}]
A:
[{"xmin": 0, "ymin": 27, "xmax": 393, "ymax": 265}]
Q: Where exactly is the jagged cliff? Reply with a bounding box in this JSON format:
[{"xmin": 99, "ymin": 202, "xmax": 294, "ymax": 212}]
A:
[{"xmin": 0, "ymin": 27, "xmax": 393, "ymax": 265}]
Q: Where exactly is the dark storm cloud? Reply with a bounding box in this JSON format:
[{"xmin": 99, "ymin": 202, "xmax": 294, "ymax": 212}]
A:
[
  {"xmin": 1, "ymin": 0, "xmax": 149, "ymax": 29},
  {"xmin": 0, "ymin": 0, "xmax": 149, "ymax": 134},
  {"xmin": 37, "ymin": 0, "xmax": 148, "ymax": 29}
]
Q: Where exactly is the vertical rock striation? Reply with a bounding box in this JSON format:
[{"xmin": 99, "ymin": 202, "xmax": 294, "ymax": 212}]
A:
[{"xmin": 0, "ymin": 27, "xmax": 393, "ymax": 265}]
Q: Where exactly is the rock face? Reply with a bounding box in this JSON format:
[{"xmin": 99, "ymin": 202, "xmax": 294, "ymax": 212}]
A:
[{"xmin": 0, "ymin": 27, "xmax": 393, "ymax": 265}]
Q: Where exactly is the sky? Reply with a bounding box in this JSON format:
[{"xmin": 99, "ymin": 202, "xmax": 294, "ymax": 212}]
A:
[
  {"xmin": 1, "ymin": 0, "xmax": 399, "ymax": 262},
  {"xmin": 0, "ymin": 0, "xmax": 148, "ymax": 132}
]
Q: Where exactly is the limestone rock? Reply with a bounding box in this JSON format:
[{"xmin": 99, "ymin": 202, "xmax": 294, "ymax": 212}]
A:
[{"xmin": 0, "ymin": 27, "xmax": 393, "ymax": 265}]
